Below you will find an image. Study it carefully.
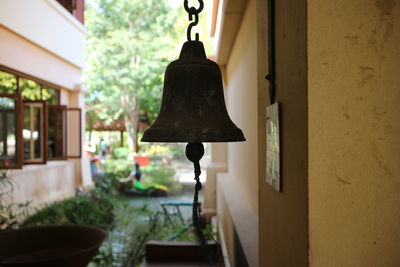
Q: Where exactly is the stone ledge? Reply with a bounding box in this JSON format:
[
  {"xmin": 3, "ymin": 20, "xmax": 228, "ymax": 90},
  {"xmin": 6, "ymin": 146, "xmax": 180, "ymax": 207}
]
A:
[{"xmin": 217, "ymin": 172, "xmax": 258, "ymax": 267}]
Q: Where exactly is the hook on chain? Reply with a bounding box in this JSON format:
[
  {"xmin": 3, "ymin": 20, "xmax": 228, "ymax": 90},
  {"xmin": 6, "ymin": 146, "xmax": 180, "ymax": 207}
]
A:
[{"xmin": 184, "ymin": 0, "xmax": 204, "ymax": 41}]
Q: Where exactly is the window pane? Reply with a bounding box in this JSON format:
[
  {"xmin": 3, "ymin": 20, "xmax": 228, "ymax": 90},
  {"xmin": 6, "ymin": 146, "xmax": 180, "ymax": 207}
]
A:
[
  {"xmin": 20, "ymin": 78, "xmax": 41, "ymax": 100},
  {"xmin": 0, "ymin": 97, "xmax": 15, "ymax": 109},
  {"xmin": 0, "ymin": 97, "xmax": 18, "ymax": 166},
  {"xmin": 23, "ymin": 103, "xmax": 45, "ymax": 162},
  {"xmin": 48, "ymin": 107, "xmax": 65, "ymax": 158},
  {"xmin": 7, "ymin": 112, "xmax": 16, "ymax": 158},
  {"xmin": 23, "ymin": 106, "xmax": 31, "ymax": 160},
  {"xmin": 33, "ymin": 106, "xmax": 42, "ymax": 159},
  {"xmin": 0, "ymin": 113, "xmax": 3, "ymax": 155},
  {"xmin": 42, "ymin": 86, "xmax": 59, "ymax": 105},
  {"xmin": 0, "ymin": 71, "xmax": 17, "ymax": 94}
]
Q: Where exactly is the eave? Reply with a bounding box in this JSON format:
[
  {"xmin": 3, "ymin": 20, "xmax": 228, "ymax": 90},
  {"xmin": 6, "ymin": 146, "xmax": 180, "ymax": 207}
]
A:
[{"xmin": 211, "ymin": 0, "xmax": 248, "ymax": 66}]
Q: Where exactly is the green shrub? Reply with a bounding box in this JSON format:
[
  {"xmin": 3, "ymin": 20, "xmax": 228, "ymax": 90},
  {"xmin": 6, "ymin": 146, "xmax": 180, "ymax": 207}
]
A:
[
  {"xmin": 0, "ymin": 202, "xmax": 30, "ymax": 231},
  {"xmin": 92, "ymin": 204, "xmax": 164, "ymax": 266},
  {"xmin": 168, "ymin": 143, "xmax": 186, "ymax": 160},
  {"xmin": 140, "ymin": 143, "xmax": 185, "ymax": 160},
  {"xmin": 22, "ymin": 192, "xmax": 115, "ymax": 230},
  {"xmin": 141, "ymin": 163, "xmax": 182, "ymax": 194},
  {"xmin": 91, "ymin": 202, "xmax": 196, "ymax": 267},
  {"xmin": 0, "ymin": 165, "xmax": 31, "ymax": 231},
  {"xmin": 113, "ymin": 147, "xmax": 130, "ymax": 159},
  {"xmin": 92, "ymin": 172, "xmax": 119, "ymax": 194},
  {"xmin": 102, "ymin": 159, "xmax": 133, "ymax": 179}
]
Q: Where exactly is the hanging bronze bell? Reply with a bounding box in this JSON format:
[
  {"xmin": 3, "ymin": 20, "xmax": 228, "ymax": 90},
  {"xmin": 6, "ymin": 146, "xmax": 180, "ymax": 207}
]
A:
[{"xmin": 141, "ymin": 40, "xmax": 245, "ymax": 143}]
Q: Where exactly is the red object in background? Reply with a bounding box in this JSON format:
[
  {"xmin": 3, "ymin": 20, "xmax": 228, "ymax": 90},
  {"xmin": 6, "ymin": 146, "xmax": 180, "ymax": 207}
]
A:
[
  {"xmin": 135, "ymin": 156, "xmax": 149, "ymax": 167},
  {"xmin": 91, "ymin": 157, "xmax": 100, "ymax": 163}
]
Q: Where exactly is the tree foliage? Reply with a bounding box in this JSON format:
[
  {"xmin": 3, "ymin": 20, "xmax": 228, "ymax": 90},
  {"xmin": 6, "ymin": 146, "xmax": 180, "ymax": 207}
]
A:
[{"xmin": 84, "ymin": 0, "xmax": 184, "ymax": 151}]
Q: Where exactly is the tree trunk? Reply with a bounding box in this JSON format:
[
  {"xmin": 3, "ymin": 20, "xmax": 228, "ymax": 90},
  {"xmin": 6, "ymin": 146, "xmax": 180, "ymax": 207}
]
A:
[
  {"xmin": 121, "ymin": 90, "xmax": 140, "ymax": 152},
  {"xmin": 89, "ymin": 129, "xmax": 92, "ymax": 142}
]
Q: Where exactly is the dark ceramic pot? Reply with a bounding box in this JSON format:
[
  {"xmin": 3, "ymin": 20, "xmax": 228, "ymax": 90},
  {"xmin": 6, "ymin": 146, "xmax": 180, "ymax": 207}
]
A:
[{"xmin": 0, "ymin": 225, "xmax": 107, "ymax": 267}]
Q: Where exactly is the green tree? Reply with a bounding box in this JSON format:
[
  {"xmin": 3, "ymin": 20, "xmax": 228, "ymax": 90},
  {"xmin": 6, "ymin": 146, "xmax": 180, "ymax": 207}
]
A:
[{"xmin": 84, "ymin": 0, "xmax": 183, "ymax": 151}]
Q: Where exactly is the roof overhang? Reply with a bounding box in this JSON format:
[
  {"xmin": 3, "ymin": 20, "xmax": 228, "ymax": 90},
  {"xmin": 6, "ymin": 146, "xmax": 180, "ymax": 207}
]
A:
[{"xmin": 211, "ymin": 0, "xmax": 248, "ymax": 66}]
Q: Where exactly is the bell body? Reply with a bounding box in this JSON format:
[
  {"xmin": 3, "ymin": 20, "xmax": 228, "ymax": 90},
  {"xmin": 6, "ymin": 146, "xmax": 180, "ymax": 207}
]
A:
[{"xmin": 141, "ymin": 41, "xmax": 245, "ymax": 143}]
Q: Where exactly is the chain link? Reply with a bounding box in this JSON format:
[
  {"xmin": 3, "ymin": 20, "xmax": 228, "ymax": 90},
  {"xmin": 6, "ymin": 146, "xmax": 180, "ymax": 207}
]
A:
[{"xmin": 184, "ymin": 0, "xmax": 204, "ymax": 41}]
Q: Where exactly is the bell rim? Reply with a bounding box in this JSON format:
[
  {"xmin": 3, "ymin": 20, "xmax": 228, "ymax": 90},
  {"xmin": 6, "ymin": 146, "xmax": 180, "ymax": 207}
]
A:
[
  {"xmin": 141, "ymin": 128, "xmax": 245, "ymax": 143},
  {"xmin": 141, "ymin": 138, "xmax": 246, "ymax": 143}
]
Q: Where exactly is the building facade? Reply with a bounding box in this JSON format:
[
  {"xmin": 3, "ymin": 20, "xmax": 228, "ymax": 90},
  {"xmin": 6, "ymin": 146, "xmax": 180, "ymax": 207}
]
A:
[
  {"xmin": 0, "ymin": 0, "xmax": 91, "ymax": 206},
  {"xmin": 206, "ymin": 0, "xmax": 400, "ymax": 266}
]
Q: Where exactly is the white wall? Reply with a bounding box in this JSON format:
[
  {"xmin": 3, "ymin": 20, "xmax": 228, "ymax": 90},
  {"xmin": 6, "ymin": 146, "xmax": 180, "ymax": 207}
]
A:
[
  {"xmin": 0, "ymin": 0, "xmax": 86, "ymax": 68},
  {"xmin": 0, "ymin": 26, "xmax": 81, "ymax": 90}
]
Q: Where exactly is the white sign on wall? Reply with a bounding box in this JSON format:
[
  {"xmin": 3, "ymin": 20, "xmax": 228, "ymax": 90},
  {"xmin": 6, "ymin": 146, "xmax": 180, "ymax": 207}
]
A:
[{"xmin": 266, "ymin": 103, "xmax": 280, "ymax": 192}]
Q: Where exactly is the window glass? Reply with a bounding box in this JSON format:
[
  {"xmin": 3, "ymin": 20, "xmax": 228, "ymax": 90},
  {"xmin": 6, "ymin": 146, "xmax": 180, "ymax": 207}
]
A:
[
  {"xmin": 0, "ymin": 97, "xmax": 18, "ymax": 166},
  {"xmin": 0, "ymin": 113, "xmax": 2, "ymax": 155},
  {"xmin": 23, "ymin": 103, "xmax": 45, "ymax": 162},
  {"xmin": 7, "ymin": 112, "xmax": 16, "ymax": 157},
  {"xmin": 20, "ymin": 78, "xmax": 41, "ymax": 100},
  {"xmin": 33, "ymin": 106, "xmax": 42, "ymax": 159},
  {"xmin": 48, "ymin": 106, "xmax": 65, "ymax": 159},
  {"xmin": 0, "ymin": 68, "xmax": 65, "ymax": 166},
  {"xmin": 0, "ymin": 71, "xmax": 17, "ymax": 94},
  {"xmin": 0, "ymin": 97, "xmax": 15, "ymax": 109},
  {"xmin": 42, "ymin": 86, "xmax": 59, "ymax": 105},
  {"xmin": 23, "ymin": 106, "xmax": 31, "ymax": 160}
]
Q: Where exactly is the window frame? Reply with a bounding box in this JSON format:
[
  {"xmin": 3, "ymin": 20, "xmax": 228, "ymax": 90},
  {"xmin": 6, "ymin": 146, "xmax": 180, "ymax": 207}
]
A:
[
  {"xmin": 0, "ymin": 93, "xmax": 23, "ymax": 169},
  {"xmin": 0, "ymin": 66, "xmax": 83, "ymax": 168},
  {"xmin": 0, "ymin": 65, "xmax": 61, "ymax": 104}
]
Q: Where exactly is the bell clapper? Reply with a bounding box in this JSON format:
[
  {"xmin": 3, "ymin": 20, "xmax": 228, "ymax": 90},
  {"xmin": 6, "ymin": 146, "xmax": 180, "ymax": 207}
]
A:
[
  {"xmin": 185, "ymin": 142, "xmax": 218, "ymax": 262},
  {"xmin": 185, "ymin": 142, "xmax": 204, "ymax": 222}
]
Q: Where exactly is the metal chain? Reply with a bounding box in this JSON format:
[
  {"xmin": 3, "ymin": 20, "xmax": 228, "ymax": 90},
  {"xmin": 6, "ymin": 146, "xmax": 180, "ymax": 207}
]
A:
[{"xmin": 184, "ymin": 0, "xmax": 204, "ymax": 41}]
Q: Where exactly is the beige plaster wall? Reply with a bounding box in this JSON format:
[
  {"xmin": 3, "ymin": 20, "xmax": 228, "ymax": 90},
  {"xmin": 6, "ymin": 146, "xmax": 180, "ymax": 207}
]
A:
[
  {"xmin": 308, "ymin": 1, "xmax": 400, "ymax": 266},
  {"xmin": 0, "ymin": 0, "xmax": 86, "ymax": 68},
  {"xmin": 217, "ymin": 173, "xmax": 259, "ymax": 266},
  {"xmin": 213, "ymin": 1, "xmax": 259, "ymax": 265},
  {"xmin": 217, "ymin": 176, "xmax": 235, "ymax": 266},
  {"xmin": 258, "ymin": 0, "xmax": 309, "ymax": 266},
  {"xmin": 0, "ymin": 26, "xmax": 81, "ymax": 90},
  {"xmin": 0, "ymin": 20, "xmax": 91, "ymax": 204},
  {"xmin": 204, "ymin": 162, "xmax": 226, "ymax": 210},
  {"xmin": 210, "ymin": 143, "xmax": 227, "ymax": 163},
  {"xmin": 9, "ymin": 161, "xmax": 76, "ymax": 206},
  {"xmin": 225, "ymin": 0, "xmax": 258, "ymax": 214}
]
